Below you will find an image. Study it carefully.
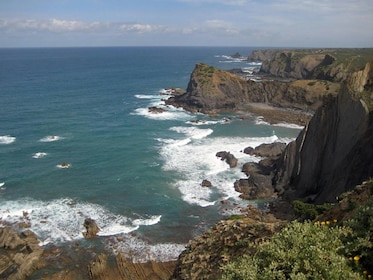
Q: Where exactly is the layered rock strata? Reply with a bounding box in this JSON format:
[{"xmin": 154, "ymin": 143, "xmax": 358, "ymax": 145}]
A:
[{"xmin": 274, "ymin": 62, "xmax": 373, "ymax": 203}]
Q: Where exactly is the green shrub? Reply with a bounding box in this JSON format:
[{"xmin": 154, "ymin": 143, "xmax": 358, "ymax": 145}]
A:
[
  {"xmin": 227, "ymin": 215, "xmax": 243, "ymax": 220},
  {"xmin": 221, "ymin": 221, "xmax": 363, "ymax": 280},
  {"xmin": 292, "ymin": 200, "xmax": 333, "ymax": 221},
  {"xmin": 341, "ymin": 195, "xmax": 373, "ymax": 271}
]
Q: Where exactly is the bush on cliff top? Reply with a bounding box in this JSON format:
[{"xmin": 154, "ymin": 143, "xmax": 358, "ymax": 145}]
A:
[
  {"xmin": 221, "ymin": 221, "xmax": 365, "ymax": 280},
  {"xmin": 341, "ymin": 194, "xmax": 373, "ymax": 271}
]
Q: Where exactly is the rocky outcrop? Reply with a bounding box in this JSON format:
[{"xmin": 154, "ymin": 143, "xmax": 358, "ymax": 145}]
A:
[
  {"xmin": 274, "ymin": 61, "xmax": 373, "ymax": 203},
  {"xmin": 148, "ymin": 106, "xmax": 167, "ymax": 114},
  {"xmin": 233, "ymin": 142, "xmax": 286, "ymax": 200},
  {"xmin": 165, "ymin": 63, "xmax": 339, "ymax": 115},
  {"xmin": 249, "ymin": 48, "xmax": 373, "ymax": 82},
  {"xmin": 0, "ymin": 228, "xmax": 44, "ymax": 280},
  {"xmin": 201, "ymin": 179, "xmax": 212, "ymax": 188},
  {"xmin": 216, "ymin": 151, "xmax": 238, "ymax": 168},
  {"xmin": 170, "ymin": 207, "xmax": 285, "ymax": 280},
  {"xmin": 244, "ymin": 142, "xmax": 286, "ymax": 158},
  {"xmin": 83, "ymin": 218, "xmax": 100, "ymax": 239}
]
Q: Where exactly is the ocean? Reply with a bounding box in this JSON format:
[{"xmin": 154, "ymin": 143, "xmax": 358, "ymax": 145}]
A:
[{"xmin": 0, "ymin": 47, "xmax": 301, "ymax": 262}]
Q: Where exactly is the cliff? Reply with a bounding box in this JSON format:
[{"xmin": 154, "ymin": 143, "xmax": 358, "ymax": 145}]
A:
[
  {"xmin": 248, "ymin": 48, "xmax": 373, "ymax": 82},
  {"xmin": 170, "ymin": 207, "xmax": 285, "ymax": 280},
  {"xmin": 165, "ymin": 63, "xmax": 339, "ymax": 119},
  {"xmin": 274, "ymin": 61, "xmax": 373, "ymax": 203}
]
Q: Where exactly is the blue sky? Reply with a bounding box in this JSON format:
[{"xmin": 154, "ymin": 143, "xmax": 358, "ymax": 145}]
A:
[{"xmin": 0, "ymin": 0, "xmax": 372, "ymax": 47}]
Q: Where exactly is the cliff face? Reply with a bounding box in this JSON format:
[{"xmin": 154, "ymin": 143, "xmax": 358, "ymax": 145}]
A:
[
  {"xmin": 249, "ymin": 49, "xmax": 373, "ymax": 82},
  {"xmin": 274, "ymin": 62, "xmax": 373, "ymax": 203},
  {"xmin": 165, "ymin": 63, "xmax": 339, "ymax": 115}
]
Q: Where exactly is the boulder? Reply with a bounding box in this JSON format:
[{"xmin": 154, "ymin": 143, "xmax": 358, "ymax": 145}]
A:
[
  {"xmin": 83, "ymin": 218, "xmax": 100, "ymax": 239},
  {"xmin": 216, "ymin": 151, "xmax": 238, "ymax": 168},
  {"xmin": 234, "ymin": 177, "xmax": 275, "ymax": 200},
  {"xmin": 201, "ymin": 180, "xmax": 212, "ymax": 188},
  {"xmin": 148, "ymin": 106, "xmax": 167, "ymax": 114},
  {"xmin": 244, "ymin": 142, "xmax": 286, "ymax": 158}
]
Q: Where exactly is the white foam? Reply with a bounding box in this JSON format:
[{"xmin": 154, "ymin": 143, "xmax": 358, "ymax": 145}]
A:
[
  {"xmin": 107, "ymin": 234, "xmax": 186, "ymax": 263},
  {"xmin": 133, "ymin": 104, "xmax": 192, "ymax": 121},
  {"xmin": 255, "ymin": 117, "xmax": 304, "ymax": 130},
  {"xmin": 32, "ymin": 152, "xmax": 48, "ymax": 159},
  {"xmin": 56, "ymin": 163, "xmax": 71, "ymax": 169},
  {"xmin": 0, "ymin": 198, "xmax": 160, "ymax": 245},
  {"xmin": 134, "ymin": 94, "xmax": 161, "ymax": 99},
  {"xmin": 170, "ymin": 126, "xmax": 213, "ymax": 140},
  {"xmin": 273, "ymin": 122, "xmax": 304, "ymax": 130},
  {"xmin": 254, "ymin": 116, "xmax": 270, "ymax": 126},
  {"xmin": 132, "ymin": 215, "xmax": 162, "ymax": 226},
  {"xmin": 158, "ymin": 127, "xmax": 282, "ymax": 207},
  {"xmin": 0, "ymin": 135, "xmax": 16, "ymax": 144},
  {"xmin": 39, "ymin": 135, "xmax": 62, "ymax": 142}
]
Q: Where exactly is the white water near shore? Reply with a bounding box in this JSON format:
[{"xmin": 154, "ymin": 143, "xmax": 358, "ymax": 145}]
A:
[{"xmin": 0, "ymin": 47, "xmax": 301, "ymax": 263}]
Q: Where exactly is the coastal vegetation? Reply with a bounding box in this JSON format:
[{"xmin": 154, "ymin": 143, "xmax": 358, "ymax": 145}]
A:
[{"xmin": 221, "ymin": 181, "xmax": 373, "ymax": 280}]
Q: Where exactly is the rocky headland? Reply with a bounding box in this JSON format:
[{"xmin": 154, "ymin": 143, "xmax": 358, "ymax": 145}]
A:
[{"xmin": 165, "ymin": 62, "xmax": 340, "ymax": 126}]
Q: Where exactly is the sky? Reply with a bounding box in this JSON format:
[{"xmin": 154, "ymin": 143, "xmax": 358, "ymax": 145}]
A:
[{"xmin": 0, "ymin": 0, "xmax": 372, "ymax": 48}]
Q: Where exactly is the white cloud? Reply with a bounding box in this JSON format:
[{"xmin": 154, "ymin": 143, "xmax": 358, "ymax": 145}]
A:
[
  {"xmin": 119, "ymin": 23, "xmax": 166, "ymax": 34},
  {"xmin": 0, "ymin": 18, "xmax": 109, "ymax": 33}
]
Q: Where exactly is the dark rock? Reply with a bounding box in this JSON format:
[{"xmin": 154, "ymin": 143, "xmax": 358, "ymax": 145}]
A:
[
  {"xmin": 242, "ymin": 162, "xmax": 272, "ymax": 177},
  {"xmin": 230, "ymin": 52, "xmax": 242, "ymax": 59},
  {"xmin": 234, "ymin": 176, "xmax": 275, "ymax": 200},
  {"xmin": 216, "ymin": 151, "xmax": 238, "ymax": 168},
  {"xmin": 201, "ymin": 180, "xmax": 212, "ymax": 188},
  {"xmin": 83, "ymin": 218, "xmax": 100, "ymax": 239},
  {"xmin": 244, "ymin": 142, "xmax": 286, "ymax": 158},
  {"xmin": 274, "ymin": 62, "xmax": 373, "ymax": 203},
  {"xmin": 148, "ymin": 106, "xmax": 167, "ymax": 114}
]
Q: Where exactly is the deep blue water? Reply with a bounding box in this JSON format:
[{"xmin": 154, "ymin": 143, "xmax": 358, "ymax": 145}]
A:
[{"xmin": 0, "ymin": 47, "xmax": 301, "ymax": 261}]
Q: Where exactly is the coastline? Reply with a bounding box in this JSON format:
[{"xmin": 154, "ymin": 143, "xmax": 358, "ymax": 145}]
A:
[{"xmin": 245, "ymin": 102, "xmax": 312, "ymax": 127}]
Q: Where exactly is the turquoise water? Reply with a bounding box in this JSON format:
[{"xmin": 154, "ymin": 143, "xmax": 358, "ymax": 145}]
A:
[{"xmin": 0, "ymin": 47, "xmax": 301, "ymax": 261}]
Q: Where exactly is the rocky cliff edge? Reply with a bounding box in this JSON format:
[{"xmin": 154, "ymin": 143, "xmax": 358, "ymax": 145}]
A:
[{"xmin": 274, "ymin": 61, "xmax": 373, "ymax": 203}]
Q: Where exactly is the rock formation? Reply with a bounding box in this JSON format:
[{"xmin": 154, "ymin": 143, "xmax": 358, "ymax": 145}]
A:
[
  {"xmin": 274, "ymin": 61, "xmax": 373, "ymax": 203},
  {"xmin": 248, "ymin": 48, "xmax": 373, "ymax": 82},
  {"xmin": 170, "ymin": 207, "xmax": 285, "ymax": 280},
  {"xmin": 233, "ymin": 142, "xmax": 286, "ymax": 200},
  {"xmin": 165, "ymin": 63, "xmax": 339, "ymax": 116},
  {"xmin": 201, "ymin": 179, "xmax": 212, "ymax": 187},
  {"xmin": 0, "ymin": 228, "xmax": 44, "ymax": 280},
  {"xmin": 83, "ymin": 218, "xmax": 100, "ymax": 239},
  {"xmin": 216, "ymin": 151, "xmax": 238, "ymax": 168},
  {"xmin": 148, "ymin": 106, "xmax": 167, "ymax": 114}
]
